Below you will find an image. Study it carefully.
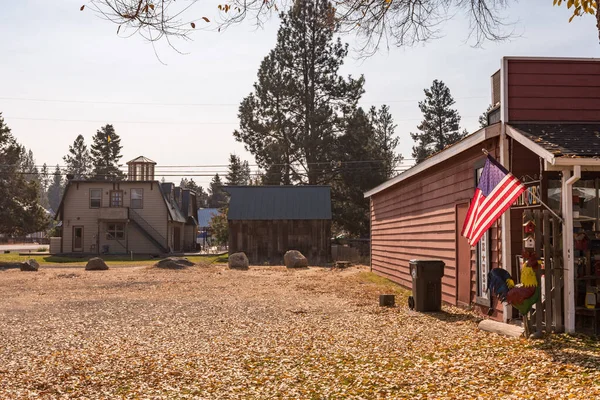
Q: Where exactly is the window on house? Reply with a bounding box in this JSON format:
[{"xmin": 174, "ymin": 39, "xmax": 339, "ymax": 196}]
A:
[
  {"xmin": 106, "ymin": 223, "xmax": 125, "ymax": 240},
  {"xmin": 90, "ymin": 189, "xmax": 102, "ymax": 208},
  {"xmin": 110, "ymin": 190, "xmax": 123, "ymax": 207},
  {"xmin": 131, "ymin": 189, "xmax": 143, "ymax": 209}
]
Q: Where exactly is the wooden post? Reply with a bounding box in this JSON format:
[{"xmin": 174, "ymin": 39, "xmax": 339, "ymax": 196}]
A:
[
  {"xmin": 543, "ymin": 210, "xmax": 553, "ymax": 334},
  {"xmin": 553, "ymin": 216, "xmax": 564, "ymax": 332},
  {"xmin": 534, "ymin": 210, "xmax": 544, "ymax": 338}
]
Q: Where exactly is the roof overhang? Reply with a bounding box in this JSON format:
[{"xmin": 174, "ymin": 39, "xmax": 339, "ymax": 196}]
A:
[
  {"xmin": 506, "ymin": 124, "xmax": 600, "ymax": 170},
  {"xmin": 364, "ymin": 124, "xmax": 500, "ymax": 198}
]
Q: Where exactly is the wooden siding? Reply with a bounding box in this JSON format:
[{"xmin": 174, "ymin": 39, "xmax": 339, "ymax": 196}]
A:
[
  {"xmin": 508, "ymin": 140, "xmax": 544, "ymax": 279},
  {"xmin": 184, "ymin": 224, "xmax": 197, "ymax": 252},
  {"xmin": 370, "ymin": 139, "xmax": 501, "ymax": 310},
  {"xmin": 61, "ymin": 181, "xmax": 168, "ymax": 254},
  {"xmin": 507, "ymin": 59, "xmax": 600, "ymax": 122},
  {"xmin": 228, "ymin": 219, "xmax": 331, "ymax": 265}
]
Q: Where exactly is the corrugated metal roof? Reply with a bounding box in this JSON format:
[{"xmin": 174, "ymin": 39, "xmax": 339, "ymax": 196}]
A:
[
  {"xmin": 225, "ymin": 186, "xmax": 332, "ymax": 220},
  {"xmin": 197, "ymin": 208, "xmax": 220, "ymax": 227},
  {"xmin": 127, "ymin": 156, "xmax": 157, "ymax": 164}
]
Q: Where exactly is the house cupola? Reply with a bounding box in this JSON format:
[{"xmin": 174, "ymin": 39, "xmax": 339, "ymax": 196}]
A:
[{"xmin": 127, "ymin": 156, "xmax": 157, "ymax": 181}]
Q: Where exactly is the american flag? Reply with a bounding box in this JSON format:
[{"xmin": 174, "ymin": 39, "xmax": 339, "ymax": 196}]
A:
[{"xmin": 461, "ymin": 155, "xmax": 526, "ymax": 246}]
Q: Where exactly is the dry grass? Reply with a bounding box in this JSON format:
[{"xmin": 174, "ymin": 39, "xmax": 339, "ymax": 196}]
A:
[{"xmin": 1, "ymin": 264, "xmax": 599, "ymax": 399}]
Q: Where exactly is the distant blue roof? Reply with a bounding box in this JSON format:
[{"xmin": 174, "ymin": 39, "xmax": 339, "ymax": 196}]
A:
[
  {"xmin": 225, "ymin": 186, "xmax": 332, "ymax": 220},
  {"xmin": 197, "ymin": 208, "xmax": 220, "ymax": 228}
]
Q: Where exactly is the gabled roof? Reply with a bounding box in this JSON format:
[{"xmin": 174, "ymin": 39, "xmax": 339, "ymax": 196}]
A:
[
  {"xmin": 509, "ymin": 123, "xmax": 600, "ymax": 158},
  {"xmin": 197, "ymin": 208, "xmax": 220, "ymax": 228},
  {"xmin": 225, "ymin": 186, "xmax": 332, "ymax": 220},
  {"xmin": 127, "ymin": 156, "xmax": 156, "ymax": 164},
  {"xmin": 364, "ymin": 123, "xmax": 501, "ymax": 198}
]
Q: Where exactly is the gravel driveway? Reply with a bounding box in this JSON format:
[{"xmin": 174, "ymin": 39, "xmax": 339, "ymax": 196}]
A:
[{"xmin": 1, "ymin": 264, "xmax": 599, "ymax": 399}]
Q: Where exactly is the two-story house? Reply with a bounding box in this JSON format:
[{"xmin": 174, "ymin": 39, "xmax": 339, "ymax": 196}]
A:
[{"xmin": 55, "ymin": 156, "xmax": 198, "ymax": 255}]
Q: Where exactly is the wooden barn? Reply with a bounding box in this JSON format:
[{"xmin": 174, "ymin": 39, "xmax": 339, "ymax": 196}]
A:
[
  {"xmin": 365, "ymin": 56, "xmax": 600, "ymax": 335},
  {"xmin": 225, "ymin": 186, "xmax": 332, "ymax": 265}
]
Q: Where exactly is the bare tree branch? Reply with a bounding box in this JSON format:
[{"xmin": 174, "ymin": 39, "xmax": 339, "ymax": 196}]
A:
[{"xmin": 82, "ymin": 0, "xmax": 519, "ymax": 55}]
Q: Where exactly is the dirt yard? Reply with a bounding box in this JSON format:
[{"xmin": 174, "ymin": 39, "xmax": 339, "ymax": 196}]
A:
[{"xmin": 1, "ymin": 264, "xmax": 600, "ymax": 399}]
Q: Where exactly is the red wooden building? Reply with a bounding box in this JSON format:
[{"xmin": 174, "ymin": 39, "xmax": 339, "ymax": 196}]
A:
[{"xmin": 365, "ymin": 57, "xmax": 600, "ymax": 335}]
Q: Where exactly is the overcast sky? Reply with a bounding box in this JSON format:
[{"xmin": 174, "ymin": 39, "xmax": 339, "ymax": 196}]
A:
[{"xmin": 1, "ymin": 0, "xmax": 599, "ymax": 188}]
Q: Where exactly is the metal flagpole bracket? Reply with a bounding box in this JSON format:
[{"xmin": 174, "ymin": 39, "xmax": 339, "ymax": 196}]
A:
[{"xmin": 525, "ymin": 187, "xmax": 565, "ymax": 225}]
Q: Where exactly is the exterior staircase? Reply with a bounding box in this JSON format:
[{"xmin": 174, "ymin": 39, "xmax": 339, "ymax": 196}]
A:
[{"xmin": 128, "ymin": 208, "xmax": 169, "ymax": 253}]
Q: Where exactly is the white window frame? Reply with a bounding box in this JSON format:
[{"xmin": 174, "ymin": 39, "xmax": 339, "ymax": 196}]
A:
[
  {"xmin": 130, "ymin": 188, "xmax": 143, "ymax": 209},
  {"xmin": 90, "ymin": 189, "xmax": 102, "ymax": 208}
]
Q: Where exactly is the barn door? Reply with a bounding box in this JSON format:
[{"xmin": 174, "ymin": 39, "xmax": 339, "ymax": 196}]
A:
[{"xmin": 456, "ymin": 203, "xmax": 472, "ymax": 306}]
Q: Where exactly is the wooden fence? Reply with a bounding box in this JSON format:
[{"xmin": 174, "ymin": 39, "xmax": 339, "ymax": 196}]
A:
[{"xmin": 526, "ymin": 210, "xmax": 564, "ymax": 336}]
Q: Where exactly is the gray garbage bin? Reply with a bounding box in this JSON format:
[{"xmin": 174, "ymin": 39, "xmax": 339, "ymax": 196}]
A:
[{"xmin": 408, "ymin": 260, "xmax": 445, "ymax": 312}]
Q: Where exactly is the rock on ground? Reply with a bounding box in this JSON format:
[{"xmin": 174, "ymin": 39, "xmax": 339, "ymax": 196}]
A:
[
  {"xmin": 85, "ymin": 257, "xmax": 109, "ymax": 271},
  {"xmin": 20, "ymin": 259, "xmax": 39, "ymax": 272},
  {"xmin": 228, "ymin": 252, "xmax": 249, "ymax": 269},
  {"xmin": 154, "ymin": 257, "xmax": 195, "ymax": 269},
  {"xmin": 284, "ymin": 250, "xmax": 308, "ymax": 268}
]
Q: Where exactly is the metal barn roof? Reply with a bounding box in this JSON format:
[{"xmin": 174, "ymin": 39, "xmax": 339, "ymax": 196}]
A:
[
  {"xmin": 225, "ymin": 186, "xmax": 332, "ymax": 221},
  {"xmin": 197, "ymin": 208, "xmax": 220, "ymax": 227}
]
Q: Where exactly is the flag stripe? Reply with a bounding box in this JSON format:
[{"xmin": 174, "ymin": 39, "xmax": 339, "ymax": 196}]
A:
[
  {"xmin": 461, "ymin": 189, "xmax": 482, "ymax": 238},
  {"xmin": 469, "ymin": 183, "xmax": 525, "ymax": 246},
  {"xmin": 461, "ymin": 155, "xmax": 526, "ymax": 247}
]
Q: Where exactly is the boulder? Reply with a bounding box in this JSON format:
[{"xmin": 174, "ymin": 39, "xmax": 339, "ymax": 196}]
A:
[
  {"xmin": 284, "ymin": 250, "xmax": 308, "ymax": 268},
  {"xmin": 20, "ymin": 259, "xmax": 39, "ymax": 272},
  {"xmin": 85, "ymin": 257, "xmax": 109, "ymax": 271},
  {"xmin": 154, "ymin": 257, "xmax": 195, "ymax": 269},
  {"xmin": 228, "ymin": 252, "xmax": 249, "ymax": 269}
]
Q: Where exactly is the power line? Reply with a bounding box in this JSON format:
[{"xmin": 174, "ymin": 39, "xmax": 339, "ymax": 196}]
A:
[
  {"xmin": 6, "ymin": 117, "xmax": 238, "ymax": 125},
  {"xmin": 0, "ymin": 96, "xmax": 489, "ymax": 107},
  {"xmin": 18, "ymin": 159, "xmax": 417, "ymax": 169},
  {"xmin": 5, "ymin": 115, "xmax": 481, "ymax": 124}
]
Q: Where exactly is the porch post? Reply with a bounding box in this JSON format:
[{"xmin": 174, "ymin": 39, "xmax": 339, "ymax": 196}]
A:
[
  {"xmin": 562, "ymin": 166, "xmax": 580, "ymax": 333},
  {"xmin": 500, "ymin": 124, "xmax": 512, "ymax": 323}
]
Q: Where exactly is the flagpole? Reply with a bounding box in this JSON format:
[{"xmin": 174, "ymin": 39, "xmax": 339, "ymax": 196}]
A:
[{"xmin": 481, "ymin": 148, "xmax": 564, "ymax": 225}]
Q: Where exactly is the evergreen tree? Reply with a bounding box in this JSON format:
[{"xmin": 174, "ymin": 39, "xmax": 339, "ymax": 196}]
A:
[
  {"xmin": 0, "ymin": 114, "xmax": 48, "ymax": 235},
  {"xmin": 207, "ymin": 174, "xmax": 228, "ymax": 208},
  {"xmin": 369, "ymin": 104, "xmax": 402, "ymax": 178},
  {"xmin": 234, "ymin": 0, "xmax": 364, "ymax": 185},
  {"xmin": 90, "ymin": 124, "xmax": 125, "ymax": 180},
  {"xmin": 47, "ymin": 164, "xmax": 64, "ymax": 213},
  {"xmin": 19, "ymin": 148, "xmax": 39, "ymax": 184},
  {"xmin": 226, "ymin": 154, "xmax": 251, "ymax": 185},
  {"xmin": 479, "ymin": 104, "xmax": 494, "ymax": 128},
  {"xmin": 332, "ymin": 108, "xmax": 391, "ymax": 237},
  {"xmin": 39, "ymin": 163, "xmax": 50, "ymax": 210},
  {"xmin": 64, "ymin": 134, "xmax": 92, "ymax": 180},
  {"xmin": 180, "ymin": 178, "xmax": 209, "ymax": 208},
  {"xmin": 40, "ymin": 163, "xmax": 49, "ymax": 192},
  {"xmin": 410, "ymin": 80, "xmax": 466, "ymax": 163}
]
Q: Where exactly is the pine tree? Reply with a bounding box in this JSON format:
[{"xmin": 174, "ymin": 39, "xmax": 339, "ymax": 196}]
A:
[
  {"xmin": 47, "ymin": 165, "xmax": 64, "ymax": 213},
  {"xmin": 0, "ymin": 114, "xmax": 48, "ymax": 235},
  {"xmin": 207, "ymin": 174, "xmax": 228, "ymax": 208},
  {"xmin": 180, "ymin": 178, "xmax": 209, "ymax": 208},
  {"xmin": 64, "ymin": 134, "xmax": 92, "ymax": 180},
  {"xmin": 90, "ymin": 124, "xmax": 125, "ymax": 180},
  {"xmin": 332, "ymin": 108, "xmax": 391, "ymax": 237},
  {"xmin": 369, "ymin": 104, "xmax": 402, "ymax": 178},
  {"xmin": 39, "ymin": 163, "xmax": 50, "ymax": 210},
  {"xmin": 234, "ymin": 0, "xmax": 364, "ymax": 185},
  {"xmin": 479, "ymin": 104, "xmax": 493, "ymax": 128},
  {"xmin": 410, "ymin": 80, "xmax": 466, "ymax": 163},
  {"xmin": 226, "ymin": 154, "xmax": 251, "ymax": 185}
]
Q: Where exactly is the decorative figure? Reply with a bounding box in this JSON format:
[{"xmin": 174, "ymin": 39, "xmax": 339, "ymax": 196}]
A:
[{"xmin": 488, "ymin": 252, "xmax": 540, "ymax": 315}]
